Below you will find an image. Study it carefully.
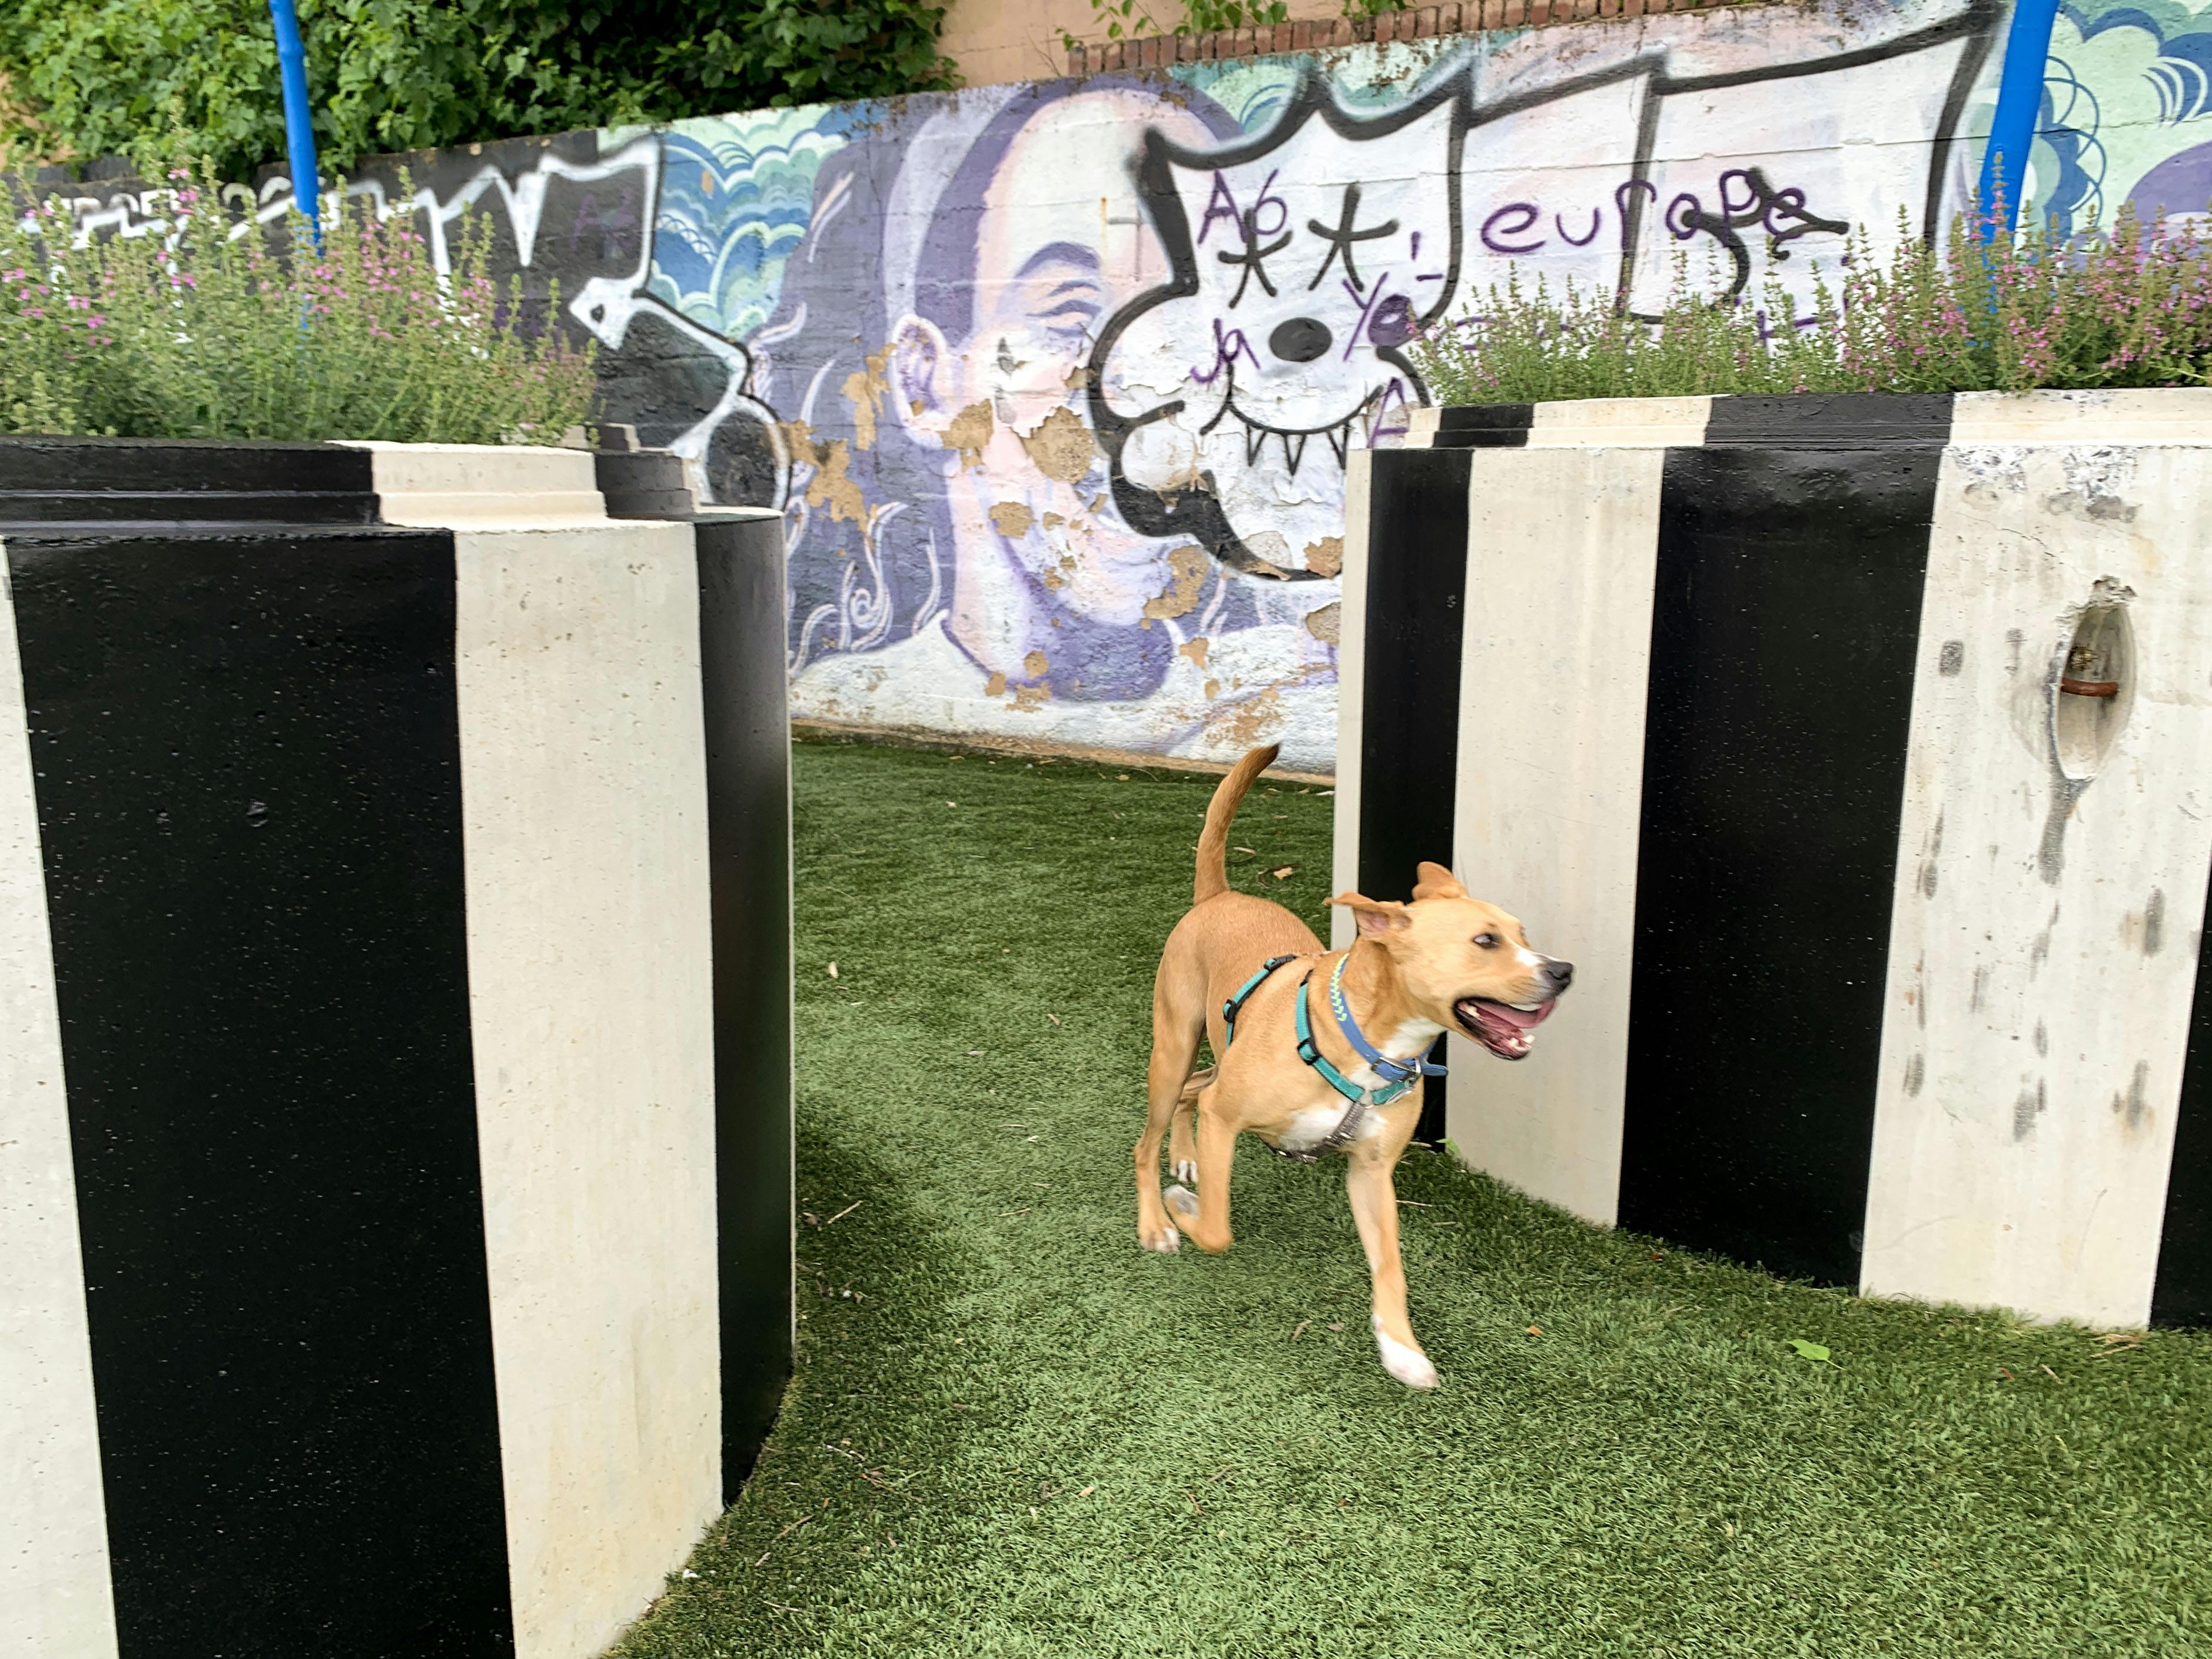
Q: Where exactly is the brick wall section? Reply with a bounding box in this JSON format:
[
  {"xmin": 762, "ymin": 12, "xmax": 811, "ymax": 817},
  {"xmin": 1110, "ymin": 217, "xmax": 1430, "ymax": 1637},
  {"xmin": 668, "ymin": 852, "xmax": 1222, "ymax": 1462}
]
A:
[{"xmin": 1065, "ymin": 0, "xmax": 1739, "ymax": 74}]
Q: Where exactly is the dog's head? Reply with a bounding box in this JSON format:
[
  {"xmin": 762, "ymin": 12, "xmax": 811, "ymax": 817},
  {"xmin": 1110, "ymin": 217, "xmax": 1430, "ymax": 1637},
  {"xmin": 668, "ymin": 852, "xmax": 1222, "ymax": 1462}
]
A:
[{"xmin": 1328, "ymin": 862, "xmax": 1572, "ymax": 1062}]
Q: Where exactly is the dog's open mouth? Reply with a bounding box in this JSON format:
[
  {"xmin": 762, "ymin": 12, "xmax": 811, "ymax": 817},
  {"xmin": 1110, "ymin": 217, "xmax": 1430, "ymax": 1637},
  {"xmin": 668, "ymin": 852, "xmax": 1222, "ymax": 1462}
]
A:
[{"xmin": 1456, "ymin": 997, "xmax": 1557, "ymax": 1061}]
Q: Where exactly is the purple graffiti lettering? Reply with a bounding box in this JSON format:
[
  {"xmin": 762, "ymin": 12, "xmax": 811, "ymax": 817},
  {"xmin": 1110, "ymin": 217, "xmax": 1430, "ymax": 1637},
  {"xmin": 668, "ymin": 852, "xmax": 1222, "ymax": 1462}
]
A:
[
  {"xmin": 1369, "ymin": 293, "xmax": 1416, "ymax": 350},
  {"xmin": 1251, "ymin": 170, "xmax": 1287, "ymax": 240},
  {"xmin": 1555, "ymin": 207, "xmax": 1602, "ymax": 248},
  {"xmin": 1192, "ymin": 314, "xmax": 1260, "ymax": 387},
  {"xmin": 1481, "ymin": 201, "xmax": 1546, "ymax": 257},
  {"xmin": 1410, "ymin": 230, "xmax": 1421, "ymax": 260},
  {"xmin": 1613, "ymin": 179, "xmax": 1658, "ymax": 252},
  {"xmin": 1340, "ymin": 273, "xmax": 1392, "ymax": 361},
  {"xmin": 1369, "ymin": 377, "xmax": 1413, "ymax": 443},
  {"xmin": 1711, "ymin": 168, "xmax": 1839, "ymax": 252},
  {"xmin": 1664, "ymin": 167, "xmax": 1851, "ymax": 298},
  {"xmin": 1198, "ymin": 173, "xmax": 1240, "ymax": 247}
]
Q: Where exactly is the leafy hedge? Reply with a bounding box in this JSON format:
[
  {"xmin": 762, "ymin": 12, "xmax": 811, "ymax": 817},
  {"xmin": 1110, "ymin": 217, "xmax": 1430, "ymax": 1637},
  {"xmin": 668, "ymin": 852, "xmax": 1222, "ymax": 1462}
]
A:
[{"xmin": 0, "ymin": 0, "xmax": 956, "ymax": 183}]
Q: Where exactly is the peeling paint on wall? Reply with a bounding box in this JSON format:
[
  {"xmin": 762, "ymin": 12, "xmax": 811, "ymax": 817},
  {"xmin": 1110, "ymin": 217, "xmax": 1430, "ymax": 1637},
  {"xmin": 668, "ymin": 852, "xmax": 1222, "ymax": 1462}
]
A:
[
  {"xmin": 204, "ymin": 0, "xmax": 2212, "ymax": 771},
  {"xmin": 1143, "ymin": 544, "xmax": 1211, "ymax": 623}
]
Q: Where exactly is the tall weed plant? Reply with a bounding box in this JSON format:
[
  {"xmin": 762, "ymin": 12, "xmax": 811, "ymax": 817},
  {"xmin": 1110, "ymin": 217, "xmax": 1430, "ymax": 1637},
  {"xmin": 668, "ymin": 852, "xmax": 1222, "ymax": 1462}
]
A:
[
  {"xmin": 1, "ymin": 165, "xmax": 596, "ymax": 442},
  {"xmin": 1413, "ymin": 204, "xmax": 2212, "ymax": 405}
]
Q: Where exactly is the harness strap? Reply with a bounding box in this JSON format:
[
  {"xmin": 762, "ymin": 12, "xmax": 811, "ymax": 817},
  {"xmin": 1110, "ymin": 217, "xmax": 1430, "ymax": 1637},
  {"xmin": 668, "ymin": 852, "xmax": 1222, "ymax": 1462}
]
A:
[
  {"xmin": 1219, "ymin": 952, "xmax": 1443, "ymax": 1165},
  {"xmin": 1293, "ymin": 972, "xmax": 1414, "ymax": 1111},
  {"xmin": 1221, "ymin": 954, "xmax": 1300, "ymax": 1049}
]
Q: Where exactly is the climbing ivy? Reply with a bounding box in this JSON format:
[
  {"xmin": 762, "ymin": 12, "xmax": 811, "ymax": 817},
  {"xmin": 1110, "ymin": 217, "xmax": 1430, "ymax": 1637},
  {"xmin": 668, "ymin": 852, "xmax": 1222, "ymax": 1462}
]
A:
[{"xmin": 0, "ymin": 0, "xmax": 955, "ymax": 182}]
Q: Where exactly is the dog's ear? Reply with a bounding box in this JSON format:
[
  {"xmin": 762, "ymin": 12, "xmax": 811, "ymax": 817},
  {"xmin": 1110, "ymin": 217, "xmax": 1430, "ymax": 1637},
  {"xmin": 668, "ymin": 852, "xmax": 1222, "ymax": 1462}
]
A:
[
  {"xmin": 1413, "ymin": 862, "xmax": 1466, "ymax": 902},
  {"xmin": 1328, "ymin": 892, "xmax": 1413, "ymax": 936}
]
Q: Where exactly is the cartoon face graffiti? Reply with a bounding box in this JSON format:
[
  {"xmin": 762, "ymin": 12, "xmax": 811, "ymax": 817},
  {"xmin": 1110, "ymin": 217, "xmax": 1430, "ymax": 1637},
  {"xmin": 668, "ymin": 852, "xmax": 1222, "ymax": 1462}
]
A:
[{"xmin": 1092, "ymin": 77, "xmax": 1462, "ymax": 580}]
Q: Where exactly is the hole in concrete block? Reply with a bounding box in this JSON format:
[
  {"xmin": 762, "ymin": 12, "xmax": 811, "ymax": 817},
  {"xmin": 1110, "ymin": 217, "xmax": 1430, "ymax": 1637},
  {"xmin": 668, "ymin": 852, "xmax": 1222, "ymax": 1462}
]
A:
[{"xmin": 2054, "ymin": 597, "xmax": 2133, "ymax": 782}]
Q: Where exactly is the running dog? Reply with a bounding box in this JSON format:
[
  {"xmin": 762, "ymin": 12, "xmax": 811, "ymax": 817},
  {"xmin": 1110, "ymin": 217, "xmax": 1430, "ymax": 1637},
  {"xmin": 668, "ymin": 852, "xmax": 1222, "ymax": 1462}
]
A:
[{"xmin": 1137, "ymin": 744, "xmax": 1572, "ymax": 1388}]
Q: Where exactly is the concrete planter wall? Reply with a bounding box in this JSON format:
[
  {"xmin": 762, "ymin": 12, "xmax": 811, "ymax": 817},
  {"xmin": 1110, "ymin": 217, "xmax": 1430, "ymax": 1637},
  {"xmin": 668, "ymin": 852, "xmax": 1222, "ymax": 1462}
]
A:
[
  {"xmin": 1334, "ymin": 388, "xmax": 2212, "ymax": 1331},
  {"xmin": 2, "ymin": 437, "xmax": 791, "ymax": 1658}
]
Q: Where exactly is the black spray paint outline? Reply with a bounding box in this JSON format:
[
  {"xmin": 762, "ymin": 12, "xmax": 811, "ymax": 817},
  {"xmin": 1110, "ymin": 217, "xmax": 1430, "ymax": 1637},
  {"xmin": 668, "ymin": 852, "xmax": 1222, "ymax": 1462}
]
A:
[
  {"xmin": 255, "ymin": 134, "xmax": 789, "ymax": 506},
  {"xmin": 1088, "ymin": 0, "xmax": 2001, "ymax": 576},
  {"xmin": 1614, "ymin": 1, "xmax": 2001, "ymax": 320},
  {"xmin": 1088, "ymin": 67, "xmax": 1474, "ymax": 579}
]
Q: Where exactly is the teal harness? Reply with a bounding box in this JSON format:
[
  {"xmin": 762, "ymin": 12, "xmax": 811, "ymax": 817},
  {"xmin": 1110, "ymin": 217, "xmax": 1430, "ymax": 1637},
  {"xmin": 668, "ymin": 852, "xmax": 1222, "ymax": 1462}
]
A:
[{"xmin": 1219, "ymin": 952, "xmax": 1447, "ymax": 1163}]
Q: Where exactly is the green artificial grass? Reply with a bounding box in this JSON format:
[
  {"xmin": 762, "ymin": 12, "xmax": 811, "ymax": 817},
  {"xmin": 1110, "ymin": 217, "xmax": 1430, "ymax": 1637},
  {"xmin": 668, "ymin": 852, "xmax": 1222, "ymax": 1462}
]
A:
[{"xmin": 610, "ymin": 739, "xmax": 2212, "ymax": 1659}]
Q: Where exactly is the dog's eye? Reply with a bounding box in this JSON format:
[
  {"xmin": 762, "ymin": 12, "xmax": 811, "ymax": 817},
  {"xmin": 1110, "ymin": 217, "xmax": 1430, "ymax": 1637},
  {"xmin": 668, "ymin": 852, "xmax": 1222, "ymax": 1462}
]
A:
[{"xmin": 1473, "ymin": 934, "xmax": 1497, "ymax": 949}]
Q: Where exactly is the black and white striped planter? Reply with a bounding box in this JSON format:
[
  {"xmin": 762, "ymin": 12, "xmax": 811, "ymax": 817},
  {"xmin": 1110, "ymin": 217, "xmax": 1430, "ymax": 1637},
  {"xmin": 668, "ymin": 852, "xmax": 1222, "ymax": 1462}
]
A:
[
  {"xmin": 1334, "ymin": 390, "xmax": 2212, "ymax": 1331},
  {"xmin": 2, "ymin": 437, "xmax": 792, "ymax": 1658}
]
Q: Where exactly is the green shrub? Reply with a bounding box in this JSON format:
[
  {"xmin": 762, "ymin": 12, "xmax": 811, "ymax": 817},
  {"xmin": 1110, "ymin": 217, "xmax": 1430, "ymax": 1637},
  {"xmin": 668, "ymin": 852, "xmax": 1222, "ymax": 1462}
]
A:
[
  {"xmin": 0, "ymin": 0, "xmax": 956, "ymax": 184},
  {"xmin": 1, "ymin": 168, "xmax": 597, "ymax": 442},
  {"xmin": 1413, "ymin": 205, "xmax": 2212, "ymax": 405}
]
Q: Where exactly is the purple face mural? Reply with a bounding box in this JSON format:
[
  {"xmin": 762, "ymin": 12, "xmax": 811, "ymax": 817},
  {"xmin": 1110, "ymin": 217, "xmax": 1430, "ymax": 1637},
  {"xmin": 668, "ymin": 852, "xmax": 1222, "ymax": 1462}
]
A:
[{"xmin": 758, "ymin": 78, "xmax": 1349, "ymax": 763}]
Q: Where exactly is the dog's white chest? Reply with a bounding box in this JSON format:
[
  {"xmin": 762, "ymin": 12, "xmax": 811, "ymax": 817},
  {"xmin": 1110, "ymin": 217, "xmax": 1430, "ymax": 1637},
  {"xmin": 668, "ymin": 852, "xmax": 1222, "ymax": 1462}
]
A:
[{"xmin": 1277, "ymin": 1099, "xmax": 1388, "ymax": 1153}]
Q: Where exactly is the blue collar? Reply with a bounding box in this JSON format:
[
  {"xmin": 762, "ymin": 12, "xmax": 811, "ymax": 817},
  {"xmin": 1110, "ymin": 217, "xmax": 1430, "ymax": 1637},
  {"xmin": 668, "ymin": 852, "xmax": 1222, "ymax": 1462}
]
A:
[{"xmin": 1323, "ymin": 952, "xmax": 1447, "ymax": 1086}]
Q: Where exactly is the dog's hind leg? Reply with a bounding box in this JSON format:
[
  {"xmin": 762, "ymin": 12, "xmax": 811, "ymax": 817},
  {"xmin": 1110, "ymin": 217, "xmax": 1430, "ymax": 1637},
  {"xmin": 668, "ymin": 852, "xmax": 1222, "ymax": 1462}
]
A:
[
  {"xmin": 1167, "ymin": 1067, "xmax": 1210, "ymax": 1186},
  {"xmin": 1136, "ymin": 981, "xmax": 1204, "ymax": 1255}
]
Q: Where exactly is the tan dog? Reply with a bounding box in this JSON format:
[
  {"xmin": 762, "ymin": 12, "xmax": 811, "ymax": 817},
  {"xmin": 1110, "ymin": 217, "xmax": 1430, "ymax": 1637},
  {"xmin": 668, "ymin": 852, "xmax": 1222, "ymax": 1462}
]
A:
[{"xmin": 1137, "ymin": 744, "xmax": 1572, "ymax": 1388}]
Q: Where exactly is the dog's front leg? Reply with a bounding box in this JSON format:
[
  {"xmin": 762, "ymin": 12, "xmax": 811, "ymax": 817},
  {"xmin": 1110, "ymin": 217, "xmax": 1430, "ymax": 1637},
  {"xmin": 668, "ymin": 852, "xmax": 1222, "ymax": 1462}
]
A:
[{"xmin": 1345, "ymin": 1145, "xmax": 1438, "ymax": 1389}]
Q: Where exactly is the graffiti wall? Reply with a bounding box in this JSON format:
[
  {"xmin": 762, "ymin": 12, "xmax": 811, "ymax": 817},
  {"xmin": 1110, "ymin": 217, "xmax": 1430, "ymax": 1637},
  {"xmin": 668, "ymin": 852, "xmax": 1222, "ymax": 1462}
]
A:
[{"xmin": 51, "ymin": 0, "xmax": 2212, "ymax": 771}]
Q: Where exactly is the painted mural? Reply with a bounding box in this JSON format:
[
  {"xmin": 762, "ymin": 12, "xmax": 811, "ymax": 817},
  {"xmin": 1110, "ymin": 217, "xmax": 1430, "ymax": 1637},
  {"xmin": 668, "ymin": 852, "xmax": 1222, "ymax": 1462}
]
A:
[{"xmin": 49, "ymin": 0, "xmax": 2212, "ymax": 770}]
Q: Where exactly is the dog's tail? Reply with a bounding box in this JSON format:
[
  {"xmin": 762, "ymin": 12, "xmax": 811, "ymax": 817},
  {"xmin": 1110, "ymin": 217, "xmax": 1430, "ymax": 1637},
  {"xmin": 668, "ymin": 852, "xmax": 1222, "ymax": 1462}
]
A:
[{"xmin": 1194, "ymin": 744, "xmax": 1278, "ymax": 904}]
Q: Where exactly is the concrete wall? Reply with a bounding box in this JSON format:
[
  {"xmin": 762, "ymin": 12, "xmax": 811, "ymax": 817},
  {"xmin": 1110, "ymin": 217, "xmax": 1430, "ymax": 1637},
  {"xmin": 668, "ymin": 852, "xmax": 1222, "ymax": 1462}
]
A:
[
  {"xmin": 1335, "ymin": 388, "xmax": 2212, "ymax": 1331},
  {"xmin": 0, "ymin": 440, "xmax": 792, "ymax": 1658},
  {"xmin": 49, "ymin": 0, "xmax": 2212, "ymax": 769}
]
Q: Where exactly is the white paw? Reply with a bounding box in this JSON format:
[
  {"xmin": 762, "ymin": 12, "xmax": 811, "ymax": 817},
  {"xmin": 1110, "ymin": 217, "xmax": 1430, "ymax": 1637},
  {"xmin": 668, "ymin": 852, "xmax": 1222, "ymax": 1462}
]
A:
[
  {"xmin": 1173, "ymin": 1159, "xmax": 1198, "ymax": 1184},
  {"xmin": 1143, "ymin": 1224, "xmax": 1181, "ymax": 1254},
  {"xmin": 1164, "ymin": 1183, "xmax": 1199, "ymax": 1220},
  {"xmin": 1373, "ymin": 1318, "xmax": 1440, "ymax": 1389}
]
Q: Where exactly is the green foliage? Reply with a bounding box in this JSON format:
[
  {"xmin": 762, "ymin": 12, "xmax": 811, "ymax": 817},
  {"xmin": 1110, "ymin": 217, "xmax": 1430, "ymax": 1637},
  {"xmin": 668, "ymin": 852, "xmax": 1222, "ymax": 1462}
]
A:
[
  {"xmin": 1072, "ymin": 0, "xmax": 1175, "ymax": 45},
  {"xmin": 0, "ymin": 165, "xmax": 596, "ymax": 441},
  {"xmin": 1065, "ymin": 0, "xmax": 1389, "ymax": 51},
  {"xmin": 0, "ymin": 0, "xmax": 956, "ymax": 184},
  {"xmin": 1414, "ymin": 205, "xmax": 2212, "ymax": 406},
  {"xmin": 1182, "ymin": 0, "xmax": 1292, "ymax": 33}
]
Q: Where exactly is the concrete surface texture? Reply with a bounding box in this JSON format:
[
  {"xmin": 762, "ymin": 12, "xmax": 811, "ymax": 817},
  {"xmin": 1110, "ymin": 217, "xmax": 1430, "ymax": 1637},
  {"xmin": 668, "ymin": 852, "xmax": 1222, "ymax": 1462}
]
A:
[
  {"xmin": 0, "ymin": 440, "xmax": 795, "ymax": 1659},
  {"xmin": 1336, "ymin": 387, "xmax": 2212, "ymax": 1330},
  {"xmin": 69, "ymin": 0, "xmax": 2212, "ymax": 772}
]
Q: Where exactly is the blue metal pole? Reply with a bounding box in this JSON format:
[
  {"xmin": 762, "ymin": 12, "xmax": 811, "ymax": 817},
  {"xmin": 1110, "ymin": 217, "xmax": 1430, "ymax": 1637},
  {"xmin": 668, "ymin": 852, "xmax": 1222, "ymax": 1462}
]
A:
[
  {"xmin": 1977, "ymin": 0, "xmax": 2061, "ymax": 240},
  {"xmin": 268, "ymin": 0, "xmax": 320, "ymax": 245}
]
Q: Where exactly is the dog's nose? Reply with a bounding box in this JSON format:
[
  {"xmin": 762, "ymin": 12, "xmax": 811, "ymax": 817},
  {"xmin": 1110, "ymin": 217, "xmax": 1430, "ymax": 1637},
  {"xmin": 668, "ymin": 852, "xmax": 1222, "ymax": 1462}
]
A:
[{"xmin": 1546, "ymin": 959, "xmax": 1575, "ymax": 992}]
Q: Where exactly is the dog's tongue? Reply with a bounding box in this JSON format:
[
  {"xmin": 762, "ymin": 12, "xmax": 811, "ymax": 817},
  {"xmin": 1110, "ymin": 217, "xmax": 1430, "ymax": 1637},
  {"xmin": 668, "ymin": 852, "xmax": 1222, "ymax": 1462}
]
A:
[{"xmin": 1480, "ymin": 999, "xmax": 1556, "ymax": 1030}]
